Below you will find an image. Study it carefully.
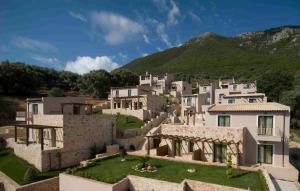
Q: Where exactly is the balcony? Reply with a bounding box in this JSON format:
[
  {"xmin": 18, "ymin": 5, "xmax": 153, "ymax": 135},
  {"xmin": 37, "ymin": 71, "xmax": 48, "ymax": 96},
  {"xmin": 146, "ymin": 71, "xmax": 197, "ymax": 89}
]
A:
[{"xmin": 256, "ymin": 128, "xmax": 281, "ymax": 142}]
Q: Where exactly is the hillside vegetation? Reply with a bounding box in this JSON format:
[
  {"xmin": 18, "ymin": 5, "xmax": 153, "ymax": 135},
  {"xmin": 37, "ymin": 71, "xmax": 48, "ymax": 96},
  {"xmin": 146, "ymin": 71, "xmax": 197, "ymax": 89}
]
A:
[{"xmin": 122, "ymin": 26, "xmax": 300, "ymax": 80}]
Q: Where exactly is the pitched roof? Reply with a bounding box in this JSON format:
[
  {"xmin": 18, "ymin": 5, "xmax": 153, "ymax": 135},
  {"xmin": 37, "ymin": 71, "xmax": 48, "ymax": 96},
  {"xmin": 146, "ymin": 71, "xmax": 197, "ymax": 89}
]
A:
[{"xmin": 208, "ymin": 103, "xmax": 289, "ymax": 112}]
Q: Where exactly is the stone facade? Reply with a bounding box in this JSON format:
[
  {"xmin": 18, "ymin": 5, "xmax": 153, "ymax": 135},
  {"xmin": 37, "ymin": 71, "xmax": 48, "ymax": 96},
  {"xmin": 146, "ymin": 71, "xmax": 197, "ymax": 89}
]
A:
[
  {"xmin": 156, "ymin": 125, "xmax": 244, "ymax": 165},
  {"xmin": 12, "ymin": 114, "xmax": 115, "ymax": 172}
]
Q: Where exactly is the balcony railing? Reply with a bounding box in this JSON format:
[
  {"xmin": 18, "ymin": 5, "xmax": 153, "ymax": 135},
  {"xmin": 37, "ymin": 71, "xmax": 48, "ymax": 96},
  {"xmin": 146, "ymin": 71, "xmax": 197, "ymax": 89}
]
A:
[{"xmin": 257, "ymin": 127, "xmax": 273, "ymax": 136}]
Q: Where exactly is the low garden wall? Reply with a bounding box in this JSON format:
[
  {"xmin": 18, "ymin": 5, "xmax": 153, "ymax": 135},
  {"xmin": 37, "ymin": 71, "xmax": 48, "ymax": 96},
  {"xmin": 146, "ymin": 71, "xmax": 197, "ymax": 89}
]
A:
[
  {"xmin": 59, "ymin": 173, "xmax": 249, "ymax": 191},
  {"xmin": 16, "ymin": 177, "xmax": 58, "ymax": 191},
  {"xmin": 0, "ymin": 172, "xmax": 58, "ymax": 191},
  {"xmin": 102, "ymin": 108, "xmax": 150, "ymax": 120}
]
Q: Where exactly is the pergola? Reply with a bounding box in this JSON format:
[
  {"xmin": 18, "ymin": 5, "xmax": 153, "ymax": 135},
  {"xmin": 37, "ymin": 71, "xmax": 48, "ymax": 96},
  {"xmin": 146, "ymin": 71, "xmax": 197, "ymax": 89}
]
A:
[
  {"xmin": 146, "ymin": 133, "xmax": 241, "ymax": 156},
  {"xmin": 14, "ymin": 124, "xmax": 62, "ymax": 151}
]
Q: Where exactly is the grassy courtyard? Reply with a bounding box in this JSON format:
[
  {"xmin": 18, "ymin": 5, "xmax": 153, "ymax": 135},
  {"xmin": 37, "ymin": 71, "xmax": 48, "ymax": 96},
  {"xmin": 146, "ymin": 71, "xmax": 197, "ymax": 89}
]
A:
[
  {"xmin": 0, "ymin": 148, "xmax": 63, "ymax": 185},
  {"xmin": 116, "ymin": 115, "xmax": 144, "ymax": 129},
  {"xmin": 70, "ymin": 155, "xmax": 266, "ymax": 190}
]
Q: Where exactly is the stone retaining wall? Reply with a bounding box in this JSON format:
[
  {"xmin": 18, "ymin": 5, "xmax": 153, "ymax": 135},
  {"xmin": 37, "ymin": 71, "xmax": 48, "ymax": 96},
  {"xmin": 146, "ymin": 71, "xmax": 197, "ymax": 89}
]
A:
[
  {"xmin": 59, "ymin": 173, "xmax": 249, "ymax": 191},
  {"xmin": 16, "ymin": 177, "xmax": 58, "ymax": 191}
]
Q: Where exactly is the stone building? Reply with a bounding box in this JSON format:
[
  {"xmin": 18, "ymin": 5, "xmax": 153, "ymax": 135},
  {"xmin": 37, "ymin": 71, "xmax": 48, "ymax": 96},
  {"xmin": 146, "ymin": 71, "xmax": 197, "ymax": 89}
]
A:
[
  {"xmin": 103, "ymin": 86, "xmax": 166, "ymax": 120},
  {"xmin": 12, "ymin": 97, "xmax": 115, "ymax": 172}
]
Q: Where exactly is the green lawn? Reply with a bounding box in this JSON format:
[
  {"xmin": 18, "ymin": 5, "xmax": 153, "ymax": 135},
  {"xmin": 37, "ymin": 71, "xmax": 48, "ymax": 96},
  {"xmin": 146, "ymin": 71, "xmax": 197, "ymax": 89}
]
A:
[
  {"xmin": 116, "ymin": 115, "xmax": 144, "ymax": 129},
  {"xmin": 0, "ymin": 148, "xmax": 63, "ymax": 185},
  {"xmin": 71, "ymin": 155, "xmax": 266, "ymax": 190}
]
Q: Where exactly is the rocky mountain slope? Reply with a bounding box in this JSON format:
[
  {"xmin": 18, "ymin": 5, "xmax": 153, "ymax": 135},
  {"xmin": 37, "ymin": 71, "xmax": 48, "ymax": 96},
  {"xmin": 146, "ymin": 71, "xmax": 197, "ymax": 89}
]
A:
[{"xmin": 121, "ymin": 26, "xmax": 300, "ymax": 79}]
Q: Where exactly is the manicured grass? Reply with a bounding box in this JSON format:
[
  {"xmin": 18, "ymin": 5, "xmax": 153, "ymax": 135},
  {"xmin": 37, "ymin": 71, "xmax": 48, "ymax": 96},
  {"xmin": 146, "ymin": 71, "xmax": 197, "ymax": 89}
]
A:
[
  {"xmin": 71, "ymin": 155, "xmax": 265, "ymax": 190},
  {"xmin": 0, "ymin": 148, "xmax": 63, "ymax": 185},
  {"xmin": 116, "ymin": 115, "xmax": 144, "ymax": 129}
]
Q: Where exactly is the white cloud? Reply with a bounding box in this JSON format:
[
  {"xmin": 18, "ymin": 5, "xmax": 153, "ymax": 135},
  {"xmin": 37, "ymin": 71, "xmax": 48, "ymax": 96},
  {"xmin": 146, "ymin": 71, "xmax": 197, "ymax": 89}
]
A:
[
  {"xmin": 156, "ymin": 47, "xmax": 163, "ymax": 51},
  {"xmin": 146, "ymin": 18, "xmax": 172, "ymax": 47},
  {"xmin": 90, "ymin": 11, "xmax": 144, "ymax": 45},
  {"xmin": 188, "ymin": 11, "xmax": 202, "ymax": 22},
  {"xmin": 142, "ymin": 53, "xmax": 149, "ymax": 57},
  {"xmin": 143, "ymin": 34, "xmax": 150, "ymax": 44},
  {"xmin": 12, "ymin": 36, "xmax": 56, "ymax": 52},
  {"xmin": 167, "ymin": 0, "xmax": 180, "ymax": 26},
  {"xmin": 156, "ymin": 22, "xmax": 172, "ymax": 47},
  {"xmin": 65, "ymin": 56, "xmax": 120, "ymax": 74},
  {"xmin": 69, "ymin": 11, "xmax": 87, "ymax": 22},
  {"xmin": 32, "ymin": 55, "xmax": 60, "ymax": 65}
]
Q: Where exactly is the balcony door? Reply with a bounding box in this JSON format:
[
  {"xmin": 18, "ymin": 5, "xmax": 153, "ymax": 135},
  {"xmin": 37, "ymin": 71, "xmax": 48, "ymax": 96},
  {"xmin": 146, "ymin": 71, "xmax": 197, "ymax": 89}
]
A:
[
  {"xmin": 173, "ymin": 140, "xmax": 182, "ymax": 156},
  {"xmin": 258, "ymin": 116, "xmax": 273, "ymax": 136},
  {"xmin": 258, "ymin": 144, "xmax": 273, "ymax": 164},
  {"xmin": 214, "ymin": 143, "xmax": 227, "ymax": 163}
]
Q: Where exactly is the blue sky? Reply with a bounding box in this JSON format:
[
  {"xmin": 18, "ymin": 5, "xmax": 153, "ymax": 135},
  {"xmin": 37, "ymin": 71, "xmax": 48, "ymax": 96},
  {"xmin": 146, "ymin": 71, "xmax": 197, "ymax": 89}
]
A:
[{"xmin": 0, "ymin": 0, "xmax": 300, "ymax": 74}]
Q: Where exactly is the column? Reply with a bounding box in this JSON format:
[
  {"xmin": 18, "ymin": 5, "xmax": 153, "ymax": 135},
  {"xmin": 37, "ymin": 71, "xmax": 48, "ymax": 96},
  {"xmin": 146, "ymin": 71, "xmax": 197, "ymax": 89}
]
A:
[
  {"xmin": 147, "ymin": 137, "xmax": 150, "ymax": 155},
  {"xmin": 14, "ymin": 125, "xmax": 17, "ymax": 142},
  {"xmin": 51, "ymin": 129, "xmax": 56, "ymax": 147},
  {"xmin": 26, "ymin": 127, "xmax": 29, "ymax": 146},
  {"xmin": 40, "ymin": 129, "xmax": 44, "ymax": 151}
]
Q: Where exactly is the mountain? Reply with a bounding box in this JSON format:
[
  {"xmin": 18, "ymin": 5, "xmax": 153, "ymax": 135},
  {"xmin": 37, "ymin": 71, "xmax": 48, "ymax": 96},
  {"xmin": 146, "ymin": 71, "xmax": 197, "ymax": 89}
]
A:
[{"xmin": 121, "ymin": 26, "xmax": 300, "ymax": 79}]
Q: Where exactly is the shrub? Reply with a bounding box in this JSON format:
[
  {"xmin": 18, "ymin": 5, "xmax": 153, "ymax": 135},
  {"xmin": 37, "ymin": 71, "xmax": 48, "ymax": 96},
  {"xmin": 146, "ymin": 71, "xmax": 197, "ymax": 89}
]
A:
[
  {"xmin": 89, "ymin": 144, "xmax": 98, "ymax": 159},
  {"xmin": 0, "ymin": 136, "xmax": 7, "ymax": 150},
  {"xmin": 129, "ymin": 144, "xmax": 135, "ymax": 151},
  {"xmin": 48, "ymin": 87, "xmax": 64, "ymax": 97},
  {"xmin": 120, "ymin": 147, "xmax": 127, "ymax": 159},
  {"xmin": 226, "ymin": 153, "xmax": 233, "ymax": 179},
  {"xmin": 23, "ymin": 167, "xmax": 39, "ymax": 182}
]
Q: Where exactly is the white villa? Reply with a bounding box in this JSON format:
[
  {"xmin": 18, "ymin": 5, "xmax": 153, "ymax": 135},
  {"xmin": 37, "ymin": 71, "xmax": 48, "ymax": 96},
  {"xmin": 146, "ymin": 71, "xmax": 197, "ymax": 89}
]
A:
[{"xmin": 102, "ymin": 85, "xmax": 166, "ymax": 120}]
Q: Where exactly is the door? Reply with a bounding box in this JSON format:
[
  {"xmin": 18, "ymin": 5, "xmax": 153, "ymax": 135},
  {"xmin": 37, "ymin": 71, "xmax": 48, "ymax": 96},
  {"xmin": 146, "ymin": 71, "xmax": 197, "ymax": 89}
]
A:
[
  {"xmin": 174, "ymin": 140, "xmax": 182, "ymax": 156},
  {"xmin": 214, "ymin": 143, "xmax": 227, "ymax": 163},
  {"xmin": 258, "ymin": 144, "xmax": 273, "ymax": 164}
]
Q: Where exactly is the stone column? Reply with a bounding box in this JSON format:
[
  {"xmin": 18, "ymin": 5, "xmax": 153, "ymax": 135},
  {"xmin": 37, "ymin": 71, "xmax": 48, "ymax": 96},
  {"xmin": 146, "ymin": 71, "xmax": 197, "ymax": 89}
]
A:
[{"xmin": 51, "ymin": 129, "xmax": 56, "ymax": 147}]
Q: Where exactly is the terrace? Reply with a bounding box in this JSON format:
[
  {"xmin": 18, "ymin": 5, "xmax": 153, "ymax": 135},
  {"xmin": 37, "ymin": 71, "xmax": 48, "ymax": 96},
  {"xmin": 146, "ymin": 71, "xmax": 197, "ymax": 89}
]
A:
[{"xmin": 68, "ymin": 154, "xmax": 267, "ymax": 190}]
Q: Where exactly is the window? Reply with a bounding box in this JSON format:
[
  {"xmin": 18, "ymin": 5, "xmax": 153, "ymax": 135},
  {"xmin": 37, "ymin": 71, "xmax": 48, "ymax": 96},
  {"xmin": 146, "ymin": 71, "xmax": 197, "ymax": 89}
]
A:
[
  {"xmin": 233, "ymin": 84, "xmax": 237, "ymax": 91},
  {"xmin": 187, "ymin": 97, "xmax": 192, "ymax": 106},
  {"xmin": 115, "ymin": 90, "xmax": 119, "ymax": 97},
  {"xmin": 249, "ymin": 98, "xmax": 257, "ymax": 103},
  {"xmin": 32, "ymin": 104, "xmax": 38, "ymax": 114},
  {"xmin": 138, "ymin": 102, "xmax": 143, "ymax": 109},
  {"xmin": 117, "ymin": 102, "xmax": 121, "ymax": 108},
  {"xmin": 128, "ymin": 89, "xmax": 132, "ymax": 96},
  {"xmin": 258, "ymin": 144, "xmax": 273, "ymax": 164},
  {"xmin": 73, "ymin": 105, "xmax": 80, "ymax": 115},
  {"xmin": 228, "ymin": 98, "xmax": 235, "ymax": 104},
  {"xmin": 203, "ymin": 86, "xmax": 207, "ymax": 92},
  {"xmin": 258, "ymin": 116, "xmax": 273, "ymax": 136},
  {"xmin": 214, "ymin": 144, "xmax": 227, "ymax": 163},
  {"xmin": 189, "ymin": 141, "xmax": 194, "ymax": 152},
  {"xmin": 218, "ymin": 115, "xmax": 230, "ymax": 127}
]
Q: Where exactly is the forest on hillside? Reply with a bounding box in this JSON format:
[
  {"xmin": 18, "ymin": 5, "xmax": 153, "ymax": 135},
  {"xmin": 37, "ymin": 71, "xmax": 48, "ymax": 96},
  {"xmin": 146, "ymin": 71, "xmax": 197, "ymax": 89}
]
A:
[{"xmin": 1, "ymin": 61, "xmax": 300, "ymax": 129}]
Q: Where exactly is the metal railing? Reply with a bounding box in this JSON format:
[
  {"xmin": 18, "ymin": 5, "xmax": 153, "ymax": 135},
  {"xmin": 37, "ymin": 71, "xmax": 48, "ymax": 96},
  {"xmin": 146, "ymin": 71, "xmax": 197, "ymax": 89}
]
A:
[{"xmin": 257, "ymin": 127, "xmax": 273, "ymax": 136}]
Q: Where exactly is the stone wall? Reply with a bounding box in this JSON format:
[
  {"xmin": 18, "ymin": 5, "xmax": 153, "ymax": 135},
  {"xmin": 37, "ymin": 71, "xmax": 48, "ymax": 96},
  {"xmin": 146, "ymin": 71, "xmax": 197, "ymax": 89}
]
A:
[
  {"xmin": 102, "ymin": 108, "xmax": 150, "ymax": 120},
  {"xmin": 16, "ymin": 177, "xmax": 58, "ymax": 191},
  {"xmin": 32, "ymin": 114, "xmax": 64, "ymax": 127},
  {"xmin": 0, "ymin": 171, "xmax": 19, "ymax": 191},
  {"xmin": 115, "ymin": 136, "xmax": 145, "ymax": 150},
  {"xmin": 183, "ymin": 179, "xmax": 245, "ymax": 191},
  {"xmin": 7, "ymin": 139, "xmax": 44, "ymax": 171},
  {"xmin": 128, "ymin": 175, "xmax": 180, "ymax": 191}
]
